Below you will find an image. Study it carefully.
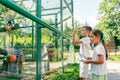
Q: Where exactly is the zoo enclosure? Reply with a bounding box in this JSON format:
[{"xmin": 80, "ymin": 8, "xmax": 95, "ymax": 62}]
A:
[{"xmin": 0, "ymin": 0, "xmax": 74, "ymax": 80}]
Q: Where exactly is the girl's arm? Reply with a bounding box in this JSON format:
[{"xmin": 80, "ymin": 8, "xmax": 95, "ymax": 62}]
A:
[
  {"xmin": 84, "ymin": 54, "xmax": 104, "ymax": 64},
  {"xmin": 87, "ymin": 57, "xmax": 92, "ymax": 60}
]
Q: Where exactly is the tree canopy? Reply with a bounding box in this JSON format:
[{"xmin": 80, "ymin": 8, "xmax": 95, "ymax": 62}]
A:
[{"xmin": 96, "ymin": 0, "xmax": 120, "ymax": 42}]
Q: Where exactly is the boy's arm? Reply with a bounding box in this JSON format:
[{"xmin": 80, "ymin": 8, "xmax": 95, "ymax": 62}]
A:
[
  {"xmin": 87, "ymin": 57, "xmax": 92, "ymax": 60},
  {"xmin": 73, "ymin": 29, "xmax": 82, "ymax": 44}
]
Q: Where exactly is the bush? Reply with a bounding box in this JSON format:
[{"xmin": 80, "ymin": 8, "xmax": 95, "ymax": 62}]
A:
[
  {"xmin": 52, "ymin": 71, "xmax": 79, "ymax": 80},
  {"xmin": 42, "ymin": 63, "xmax": 80, "ymax": 80}
]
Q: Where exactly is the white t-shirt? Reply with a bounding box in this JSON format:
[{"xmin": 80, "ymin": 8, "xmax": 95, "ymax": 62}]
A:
[
  {"xmin": 91, "ymin": 43, "xmax": 107, "ymax": 75},
  {"xmin": 79, "ymin": 37, "xmax": 91, "ymax": 58}
]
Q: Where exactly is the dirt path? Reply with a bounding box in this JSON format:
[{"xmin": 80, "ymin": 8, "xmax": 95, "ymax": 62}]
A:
[
  {"xmin": 13, "ymin": 60, "xmax": 120, "ymax": 80},
  {"xmin": 89, "ymin": 61, "xmax": 120, "ymax": 80}
]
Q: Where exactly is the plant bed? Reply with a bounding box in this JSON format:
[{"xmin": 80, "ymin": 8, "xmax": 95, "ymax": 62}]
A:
[{"xmin": 42, "ymin": 63, "xmax": 80, "ymax": 80}]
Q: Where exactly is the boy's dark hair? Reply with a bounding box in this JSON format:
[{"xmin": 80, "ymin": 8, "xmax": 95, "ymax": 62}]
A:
[{"xmin": 83, "ymin": 26, "xmax": 92, "ymax": 32}]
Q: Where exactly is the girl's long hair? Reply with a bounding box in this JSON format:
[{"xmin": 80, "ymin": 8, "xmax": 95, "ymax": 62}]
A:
[{"xmin": 92, "ymin": 29, "xmax": 108, "ymax": 60}]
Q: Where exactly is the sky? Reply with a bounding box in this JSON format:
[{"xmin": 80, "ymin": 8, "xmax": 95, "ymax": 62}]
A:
[
  {"xmin": 22, "ymin": 0, "xmax": 103, "ymax": 27},
  {"xmin": 74, "ymin": 0, "xmax": 103, "ymax": 27}
]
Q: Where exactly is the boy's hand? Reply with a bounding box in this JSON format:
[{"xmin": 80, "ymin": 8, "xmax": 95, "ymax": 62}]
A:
[
  {"xmin": 6, "ymin": 26, "xmax": 12, "ymax": 31},
  {"xmin": 87, "ymin": 57, "xmax": 92, "ymax": 60},
  {"xmin": 73, "ymin": 29, "xmax": 79, "ymax": 45},
  {"xmin": 84, "ymin": 60, "xmax": 90, "ymax": 64},
  {"xmin": 73, "ymin": 29, "xmax": 78, "ymax": 35}
]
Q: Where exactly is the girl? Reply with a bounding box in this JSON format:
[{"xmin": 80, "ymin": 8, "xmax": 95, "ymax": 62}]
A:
[{"xmin": 84, "ymin": 29, "xmax": 108, "ymax": 80}]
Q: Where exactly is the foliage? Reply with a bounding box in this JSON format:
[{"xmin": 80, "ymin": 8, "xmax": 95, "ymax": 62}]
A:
[
  {"xmin": 109, "ymin": 55, "xmax": 120, "ymax": 62},
  {"xmin": 63, "ymin": 26, "xmax": 73, "ymax": 50},
  {"xmin": 42, "ymin": 28, "xmax": 53, "ymax": 44},
  {"xmin": 13, "ymin": 31, "xmax": 32, "ymax": 47},
  {"xmin": 52, "ymin": 64, "xmax": 80, "ymax": 80},
  {"xmin": 42, "ymin": 63, "xmax": 80, "ymax": 80},
  {"xmin": 64, "ymin": 25, "xmax": 73, "ymax": 37},
  {"xmin": 96, "ymin": 0, "xmax": 120, "ymax": 42}
]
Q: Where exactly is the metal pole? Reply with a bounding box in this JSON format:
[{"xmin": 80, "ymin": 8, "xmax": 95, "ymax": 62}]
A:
[
  {"xmin": 71, "ymin": 0, "xmax": 75, "ymax": 63},
  {"xmin": 71, "ymin": 0, "xmax": 74, "ymax": 30},
  {"xmin": 36, "ymin": 0, "xmax": 42, "ymax": 80},
  {"xmin": 60, "ymin": 0, "xmax": 64, "ymax": 73},
  {"xmin": 32, "ymin": 21, "xmax": 34, "ymax": 60},
  {"xmin": 55, "ymin": 14, "xmax": 58, "ymax": 61}
]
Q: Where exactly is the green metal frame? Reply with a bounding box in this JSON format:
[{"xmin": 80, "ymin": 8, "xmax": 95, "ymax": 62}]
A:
[
  {"xmin": 0, "ymin": 0, "xmax": 68, "ymax": 36},
  {"xmin": 0, "ymin": 0, "xmax": 74, "ymax": 80},
  {"xmin": 36, "ymin": 0, "xmax": 42, "ymax": 79}
]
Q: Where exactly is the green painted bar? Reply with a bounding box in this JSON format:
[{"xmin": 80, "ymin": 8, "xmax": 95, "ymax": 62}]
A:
[
  {"xmin": 55, "ymin": 14, "xmax": 58, "ymax": 61},
  {"xmin": 71, "ymin": 0, "xmax": 75, "ymax": 63},
  {"xmin": 32, "ymin": 22, "xmax": 34, "ymax": 60},
  {"xmin": 0, "ymin": 0, "xmax": 69, "ymax": 38},
  {"xmin": 60, "ymin": 0, "xmax": 64, "ymax": 73},
  {"xmin": 36, "ymin": 0, "xmax": 42, "ymax": 80}
]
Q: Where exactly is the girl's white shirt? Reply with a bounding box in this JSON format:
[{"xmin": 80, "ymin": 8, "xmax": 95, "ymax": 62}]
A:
[{"xmin": 91, "ymin": 43, "xmax": 107, "ymax": 75}]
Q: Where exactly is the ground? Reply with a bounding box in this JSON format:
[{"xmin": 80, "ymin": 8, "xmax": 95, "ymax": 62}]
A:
[
  {"xmin": 0, "ymin": 52, "xmax": 120, "ymax": 80},
  {"xmin": 88, "ymin": 61, "xmax": 120, "ymax": 80},
  {"xmin": 23, "ymin": 60, "xmax": 120, "ymax": 80}
]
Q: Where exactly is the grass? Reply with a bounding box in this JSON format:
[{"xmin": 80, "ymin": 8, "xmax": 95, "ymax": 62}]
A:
[
  {"xmin": 42, "ymin": 63, "xmax": 80, "ymax": 80},
  {"xmin": 108, "ymin": 55, "xmax": 120, "ymax": 62}
]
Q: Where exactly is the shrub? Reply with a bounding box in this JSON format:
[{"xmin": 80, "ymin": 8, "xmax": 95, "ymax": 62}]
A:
[{"xmin": 42, "ymin": 63, "xmax": 80, "ymax": 80}]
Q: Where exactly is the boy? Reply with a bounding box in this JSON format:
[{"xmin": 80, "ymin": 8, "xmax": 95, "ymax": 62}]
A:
[{"xmin": 73, "ymin": 26, "xmax": 92, "ymax": 80}]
